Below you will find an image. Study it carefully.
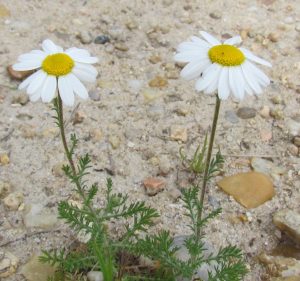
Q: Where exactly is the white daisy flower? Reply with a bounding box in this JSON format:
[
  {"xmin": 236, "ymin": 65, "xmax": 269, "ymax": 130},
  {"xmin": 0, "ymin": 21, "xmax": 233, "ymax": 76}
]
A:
[
  {"xmin": 174, "ymin": 31, "xmax": 272, "ymax": 100},
  {"xmin": 13, "ymin": 39, "xmax": 98, "ymax": 106}
]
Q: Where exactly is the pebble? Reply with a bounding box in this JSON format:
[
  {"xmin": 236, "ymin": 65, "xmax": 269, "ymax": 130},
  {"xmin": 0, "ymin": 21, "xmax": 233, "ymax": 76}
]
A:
[
  {"xmin": 87, "ymin": 271, "xmax": 104, "ymax": 281},
  {"xmin": 94, "ymin": 35, "xmax": 110, "ymax": 44},
  {"xmin": 89, "ymin": 128, "xmax": 103, "ymax": 142},
  {"xmin": 21, "ymin": 254, "xmax": 56, "ymax": 281},
  {"xmin": 286, "ymin": 119, "xmax": 300, "ymax": 137},
  {"xmin": 268, "ymin": 32, "xmax": 279, "ymax": 43},
  {"xmin": 0, "ymin": 4, "xmax": 10, "ymax": 17},
  {"xmin": 236, "ymin": 107, "xmax": 256, "ymax": 119},
  {"xmin": 260, "ymin": 106, "xmax": 270, "ymax": 118},
  {"xmin": 293, "ymin": 137, "xmax": 300, "ymax": 147},
  {"xmin": 271, "ymin": 95, "xmax": 283, "ymax": 105},
  {"xmin": 259, "ymin": 252, "xmax": 300, "ymax": 278},
  {"xmin": 273, "ymin": 209, "xmax": 300, "ymax": 244},
  {"xmin": 125, "ymin": 20, "xmax": 138, "ymax": 30},
  {"xmin": 270, "ymin": 108, "xmax": 284, "ymax": 120},
  {"xmin": 3, "ymin": 192, "xmax": 24, "ymax": 211},
  {"xmin": 52, "ymin": 162, "xmax": 67, "ymax": 177},
  {"xmin": 0, "ymin": 153, "xmax": 10, "ymax": 165},
  {"xmin": 73, "ymin": 111, "xmax": 86, "ymax": 125},
  {"xmin": 170, "ymin": 126, "xmax": 188, "ymax": 142},
  {"xmin": 143, "ymin": 89, "xmax": 163, "ymax": 103},
  {"xmin": 114, "ymin": 42, "xmax": 129, "ymax": 52},
  {"xmin": 24, "ymin": 204, "xmax": 58, "ymax": 229},
  {"xmin": 143, "ymin": 177, "xmax": 166, "ymax": 196},
  {"xmin": 208, "ymin": 195, "xmax": 220, "ymax": 209},
  {"xmin": 109, "ymin": 135, "xmax": 121, "ymax": 149},
  {"xmin": 287, "ymin": 144, "xmax": 299, "ymax": 156},
  {"xmin": 0, "ymin": 181, "xmax": 11, "ymax": 198},
  {"xmin": 7, "ymin": 65, "xmax": 32, "ymax": 80},
  {"xmin": 128, "ymin": 79, "xmax": 143, "ymax": 92},
  {"xmin": 296, "ymin": 23, "xmax": 300, "ymax": 32},
  {"xmin": 260, "ymin": 130, "xmax": 272, "ymax": 142},
  {"xmin": 209, "ymin": 11, "xmax": 222, "ymax": 19},
  {"xmin": 173, "ymin": 236, "xmax": 219, "ymax": 281},
  {"xmin": 217, "ymin": 172, "xmax": 275, "ymax": 208},
  {"xmin": 77, "ymin": 31, "xmax": 93, "ymax": 44},
  {"xmin": 225, "ymin": 110, "xmax": 239, "ymax": 124},
  {"xmin": 148, "ymin": 76, "xmax": 168, "ymax": 88},
  {"xmin": 0, "ymin": 251, "xmax": 19, "ymax": 278},
  {"xmin": 158, "ymin": 155, "xmax": 171, "ymax": 175},
  {"xmin": 11, "ymin": 94, "xmax": 29, "ymax": 105},
  {"xmin": 167, "ymin": 188, "xmax": 182, "ymax": 201},
  {"xmin": 149, "ymin": 55, "xmax": 162, "ymax": 64},
  {"xmin": 251, "ymin": 157, "xmax": 285, "ymax": 179},
  {"xmin": 89, "ymin": 90, "xmax": 101, "ymax": 101}
]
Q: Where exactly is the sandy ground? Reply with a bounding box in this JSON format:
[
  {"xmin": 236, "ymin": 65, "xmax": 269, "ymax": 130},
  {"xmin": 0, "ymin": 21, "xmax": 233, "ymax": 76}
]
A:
[{"xmin": 0, "ymin": 0, "xmax": 300, "ymax": 280}]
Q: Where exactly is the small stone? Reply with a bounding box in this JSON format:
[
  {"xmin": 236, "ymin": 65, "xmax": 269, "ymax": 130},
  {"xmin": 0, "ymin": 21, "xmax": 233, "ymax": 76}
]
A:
[
  {"xmin": 73, "ymin": 111, "xmax": 86, "ymax": 125},
  {"xmin": 21, "ymin": 254, "xmax": 56, "ymax": 281},
  {"xmin": 293, "ymin": 137, "xmax": 300, "ymax": 147},
  {"xmin": 260, "ymin": 106, "xmax": 270, "ymax": 118},
  {"xmin": 114, "ymin": 42, "xmax": 129, "ymax": 52},
  {"xmin": 11, "ymin": 94, "xmax": 29, "ymax": 105},
  {"xmin": 0, "ymin": 181, "xmax": 11, "ymax": 198},
  {"xmin": 217, "ymin": 172, "xmax": 275, "ymax": 208},
  {"xmin": 251, "ymin": 157, "xmax": 285, "ymax": 178},
  {"xmin": 209, "ymin": 11, "xmax": 222, "ymax": 19},
  {"xmin": 225, "ymin": 110, "xmax": 239, "ymax": 124},
  {"xmin": 3, "ymin": 192, "xmax": 24, "ymax": 211},
  {"xmin": 77, "ymin": 31, "xmax": 93, "ymax": 44},
  {"xmin": 149, "ymin": 55, "xmax": 162, "ymax": 64},
  {"xmin": 40, "ymin": 127, "xmax": 58, "ymax": 138},
  {"xmin": 128, "ymin": 79, "xmax": 143, "ymax": 92},
  {"xmin": 109, "ymin": 135, "xmax": 121, "ymax": 149},
  {"xmin": 0, "ymin": 153, "xmax": 10, "ymax": 165},
  {"xmin": 260, "ymin": 130, "xmax": 272, "ymax": 142},
  {"xmin": 0, "ymin": 251, "xmax": 19, "ymax": 278},
  {"xmin": 7, "ymin": 65, "xmax": 32, "ymax": 80},
  {"xmin": 52, "ymin": 162, "xmax": 67, "ymax": 177},
  {"xmin": 0, "ymin": 4, "xmax": 10, "ymax": 17},
  {"xmin": 143, "ymin": 177, "xmax": 166, "ymax": 196},
  {"xmin": 148, "ymin": 76, "xmax": 168, "ymax": 88},
  {"xmin": 270, "ymin": 108, "xmax": 284, "ymax": 120},
  {"xmin": 259, "ymin": 252, "xmax": 300, "ymax": 278},
  {"xmin": 167, "ymin": 188, "xmax": 181, "ymax": 201},
  {"xmin": 94, "ymin": 35, "xmax": 110, "ymax": 44},
  {"xmin": 170, "ymin": 126, "xmax": 188, "ymax": 142},
  {"xmin": 286, "ymin": 119, "xmax": 300, "ymax": 137},
  {"xmin": 125, "ymin": 20, "xmax": 138, "ymax": 30},
  {"xmin": 89, "ymin": 128, "xmax": 103, "ymax": 142},
  {"xmin": 273, "ymin": 209, "xmax": 300, "ymax": 244},
  {"xmin": 287, "ymin": 144, "xmax": 299, "ymax": 156},
  {"xmin": 143, "ymin": 89, "xmax": 163, "ymax": 103},
  {"xmin": 268, "ymin": 32, "xmax": 279, "ymax": 43},
  {"xmin": 237, "ymin": 107, "xmax": 256, "ymax": 119},
  {"xmin": 296, "ymin": 23, "xmax": 300, "ymax": 32},
  {"xmin": 24, "ymin": 204, "xmax": 58, "ymax": 229},
  {"xmin": 208, "ymin": 195, "xmax": 220, "ymax": 209},
  {"xmin": 159, "ymin": 155, "xmax": 171, "ymax": 175},
  {"xmin": 89, "ymin": 90, "xmax": 101, "ymax": 101},
  {"xmin": 271, "ymin": 95, "xmax": 283, "ymax": 105},
  {"xmin": 87, "ymin": 271, "xmax": 104, "ymax": 281}
]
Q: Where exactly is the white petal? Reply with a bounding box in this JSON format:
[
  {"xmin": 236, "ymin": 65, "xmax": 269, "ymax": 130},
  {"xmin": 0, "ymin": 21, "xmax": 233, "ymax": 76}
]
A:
[
  {"xmin": 228, "ymin": 68, "xmax": 239, "ymax": 99},
  {"xmin": 74, "ymin": 62, "xmax": 98, "ymax": 76},
  {"xmin": 27, "ymin": 70, "xmax": 47, "ymax": 95},
  {"xmin": 72, "ymin": 67, "xmax": 97, "ymax": 83},
  {"xmin": 180, "ymin": 61, "xmax": 204, "ymax": 80},
  {"xmin": 67, "ymin": 73, "xmax": 89, "ymax": 99},
  {"xmin": 174, "ymin": 51, "xmax": 208, "ymax": 63},
  {"xmin": 42, "ymin": 39, "xmax": 62, "ymax": 54},
  {"xmin": 190, "ymin": 36, "xmax": 211, "ymax": 48},
  {"xmin": 58, "ymin": 76, "xmax": 75, "ymax": 106},
  {"xmin": 65, "ymin": 47, "xmax": 90, "ymax": 57},
  {"xmin": 18, "ymin": 52, "xmax": 46, "ymax": 63},
  {"xmin": 241, "ymin": 62, "xmax": 262, "ymax": 94},
  {"xmin": 224, "ymin": 36, "xmax": 242, "ymax": 46},
  {"xmin": 18, "ymin": 71, "xmax": 39, "ymax": 90},
  {"xmin": 204, "ymin": 64, "xmax": 222, "ymax": 94},
  {"xmin": 240, "ymin": 48, "xmax": 272, "ymax": 67},
  {"xmin": 68, "ymin": 53, "xmax": 98, "ymax": 64},
  {"xmin": 233, "ymin": 67, "xmax": 245, "ymax": 100},
  {"xmin": 30, "ymin": 50, "xmax": 47, "ymax": 56},
  {"xmin": 12, "ymin": 61, "xmax": 41, "ymax": 71},
  {"xmin": 41, "ymin": 75, "xmax": 57, "ymax": 102},
  {"xmin": 199, "ymin": 31, "xmax": 221, "ymax": 46},
  {"xmin": 195, "ymin": 63, "xmax": 218, "ymax": 92},
  {"xmin": 29, "ymin": 91, "xmax": 41, "ymax": 102},
  {"xmin": 246, "ymin": 61, "xmax": 270, "ymax": 87},
  {"xmin": 177, "ymin": 42, "xmax": 206, "ymax": 53},
  {"xmin": 218, "ymin": 67, "xmax": 230, "ymax": 100}
]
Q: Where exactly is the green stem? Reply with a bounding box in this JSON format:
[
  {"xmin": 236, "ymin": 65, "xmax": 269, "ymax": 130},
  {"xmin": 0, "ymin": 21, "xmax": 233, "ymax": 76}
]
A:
[{"xmin": 197, "ymin": 95, "xmax": 221, "ymax": 237}]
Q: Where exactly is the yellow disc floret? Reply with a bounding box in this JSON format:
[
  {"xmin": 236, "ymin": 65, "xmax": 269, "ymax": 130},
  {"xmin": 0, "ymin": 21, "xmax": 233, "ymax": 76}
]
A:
[
  {"xmin": 42, "ymin": 53, "xmax": 74, "ymax": 76},
  {"xmin": 208, "ymin": 44, "xmax": 245, "ymax": 66}
]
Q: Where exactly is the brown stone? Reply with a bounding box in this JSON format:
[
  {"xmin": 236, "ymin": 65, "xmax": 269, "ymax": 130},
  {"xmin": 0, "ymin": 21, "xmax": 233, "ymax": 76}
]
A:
[
  {"xmin": 7, "ymin": 65, "xmax": 33, "ymax": 80},
  {"xmin": 170, "ymin": 126, "xmax": 188, "ymax": 142},
  {"xmin": 143, "ymin": 177, "xmax": 166, "ymax": 196},
  {"xmin": 217, "ymin": 172, "xmax": 275, "ymax": 208},
  {"xmin": 0, "ymin": 4, "xmax": 10, "ymax": 17},
  {"xmin": 148, "ymin": 76, "xmax": 168, "ymax": 88}
]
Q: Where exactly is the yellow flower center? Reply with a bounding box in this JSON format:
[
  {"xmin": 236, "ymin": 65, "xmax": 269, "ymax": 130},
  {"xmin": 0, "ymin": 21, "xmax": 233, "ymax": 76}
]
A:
[
  {"xmin": 42, "ymin": 53, "xmax": 74, "ymax": 76},
  {"xmin": 208, "ymin": 44, "xmax": 245, "ymax": 66}
]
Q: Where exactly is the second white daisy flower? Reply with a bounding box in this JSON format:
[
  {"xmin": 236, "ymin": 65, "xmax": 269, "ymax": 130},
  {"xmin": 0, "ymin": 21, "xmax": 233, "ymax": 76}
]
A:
[
  {"xmin": 13, "ymin": 39, "xmax": 98, "ymax": 106},
  {"xmin": 174, "ymin": 31, "xmax": 272, "ymax": 100}
]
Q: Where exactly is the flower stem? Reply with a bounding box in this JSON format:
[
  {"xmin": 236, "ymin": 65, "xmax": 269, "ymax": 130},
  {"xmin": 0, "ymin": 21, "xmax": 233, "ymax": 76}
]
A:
[
  {"xmin": 197, "ymin": 95, "xmax": 221, "ymax": 236},
  {"xmin": 57, "ymin": 94, "xmax": 77, "ymax": 175}
]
